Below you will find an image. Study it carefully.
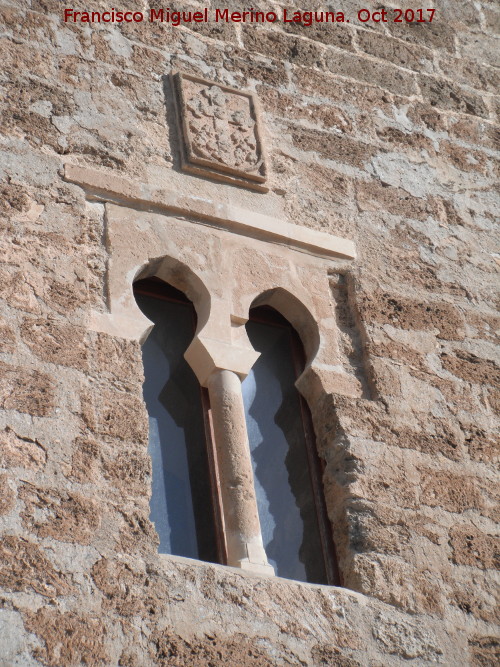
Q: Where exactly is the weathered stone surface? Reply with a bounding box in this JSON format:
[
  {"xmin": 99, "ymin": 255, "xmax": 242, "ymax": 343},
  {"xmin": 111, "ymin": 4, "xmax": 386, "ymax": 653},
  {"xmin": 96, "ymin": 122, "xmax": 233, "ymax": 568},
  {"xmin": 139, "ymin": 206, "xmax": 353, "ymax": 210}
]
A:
[
  {"xmin": 441, "ymin": 350, "xmax": 500, "ymax": 387},
  {"xmin": 358, "ymin": 292, "xmax": 465, "ymax": 340},
  {"xmin": 91, "ymin": 557, "xmax": 167, "ymax": 617},
  {"xmin": 419, "ymin": 470, "xmax": 485, "ymax": 514},
  {"xmin": 283, "ymin": 20, "xmax": 354, "ymax": 51},
  {"xmin": 151, "ymin": 629, "xmax": 280, "ymax": 666},
  {"xmin": 0, "ymin": 181, "xmax": 31, "ymax": 215},
  {"xmin": 0, "ymin": 363, "xmax": 55, "ymax": 417},
  {"xmin": 23, "ymin": 608, "xmax": 109, "ymax": 667},
  {"xmin": 259, "ymin": 85, "xmax": 354, "ymax": 135},
  {"xmin": 376, "ymin": 422, "xmax": 464, "ymax": 461},
  {"xmin": 385, "ymin": 13, "xmax": 456, "ymax": 53},
  {"xmin": 358, "ymin": 29, "xmax": 435, "ymax": 73},
  {"xmin": 0, "ymin": 536, "xmax": 73, "ymax": 598},
  {"xmin": 0, "ymin": 319, "xmax": 16, "ymax": 354},
  {"xmin": 463, "ymin": 427, "xmax": 498, "ymax": 463},
  {"xmin": 243, "ymin": 26, "xmax": 324, "ymax": 67},
  {"xmin": 81, "ymin": 387, "xmax": 148, "ymax": 443},
  {"xmin": 372, "ymin": 612, "xmax": 442, "ymax": 660},
  {"xmin": 291, "ymin": 127, "xmax": 375, "ymax": 168},
  {"xmin": 20, "ymin": 318, "xmax": 87, "ymax": 369},
  {"xmin": 310, "ymin": 645, "xmax": 361, "ymax": 666},
  {"xmin": 468, "ymin": 636, "xmax": 500, "ymax": 666},
  {"xmin": 0, "ymin": 427, "xmax": 47, "ymax": 471},
  {"xmin": 449, "ymin": 525, "xmax": 498, "ymax": 570},
  {"xmin": 67, "ymin": 437, "xmax": 100, "ymax": 483},
  {"xmin": 356, "ymin": 180, "xmax": 441, "ymax": 220},
  {"xmin": 44, "ymin": 279, "xmax": 86, "ymax": 315},
  {"xmin": 0, "ymin": 473, "xmax": 16, "ymax": 515},
  {"xmin": 419, "ymin": 75, "xmax": 489, "ymax": 118},
  {"xmin": 450, "ymin": 571, "xmax": 499, "ymax": 624},
  {"xmin": 117, "ymin": 508, "xmax": 158, "ymax": 557},
  {"xmin": 0, "ymin": 269, "xmax": 41, "ymax": 313},
  {"xmin": 102, "ymin": 443, "xmax": 151, "ymax": 497},
  {"xmin": 327, "ymin": 49, "xmax": 418, "ymax": 97},
  {"xmin": 19, "ymin": 485, "xmax": 101, "ymax": 545},
  {"xmin": 1, "ymin": 2, "xmax": 499, "ymax": 666}
]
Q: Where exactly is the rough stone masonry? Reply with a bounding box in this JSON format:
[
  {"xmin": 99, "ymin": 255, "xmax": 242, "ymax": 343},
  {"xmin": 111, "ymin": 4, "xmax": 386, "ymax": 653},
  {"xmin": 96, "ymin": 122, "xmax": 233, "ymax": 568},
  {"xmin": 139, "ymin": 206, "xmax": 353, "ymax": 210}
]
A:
[{"xmin": 0, "ymin": 0, "xmax": 499, "ymax": 665}]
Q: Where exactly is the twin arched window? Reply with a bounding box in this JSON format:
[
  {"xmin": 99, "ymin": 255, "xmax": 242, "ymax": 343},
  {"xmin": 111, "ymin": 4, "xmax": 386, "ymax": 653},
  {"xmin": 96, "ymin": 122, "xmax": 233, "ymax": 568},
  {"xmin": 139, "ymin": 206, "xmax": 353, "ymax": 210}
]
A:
[{"xmin": 134, "ymin": 277, "xmax": 338, "ymax": 586}]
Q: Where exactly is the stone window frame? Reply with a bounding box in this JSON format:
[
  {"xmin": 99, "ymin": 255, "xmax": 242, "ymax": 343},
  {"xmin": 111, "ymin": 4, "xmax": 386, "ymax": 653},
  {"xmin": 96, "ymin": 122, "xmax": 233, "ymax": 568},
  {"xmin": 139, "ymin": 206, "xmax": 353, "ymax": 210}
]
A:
[
  {"xmin": 65, "ymin": 163, "xmax": 356, "ymax": 580},
  {"xmin": 242, "ymin": 305, "xmax": 341, "ymax": 584},
  {"xmin": 133, "ymin": 277, "xmax": 228, "ymax": 566}
]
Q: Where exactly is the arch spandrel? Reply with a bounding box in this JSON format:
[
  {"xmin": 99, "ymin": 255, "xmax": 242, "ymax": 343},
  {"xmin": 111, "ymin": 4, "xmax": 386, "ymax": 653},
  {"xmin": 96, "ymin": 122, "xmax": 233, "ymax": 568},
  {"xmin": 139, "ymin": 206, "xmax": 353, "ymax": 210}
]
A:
[
  {"xmin": 88, "ymin": 203, "xmax": 357, "ymax": 400},
  {"xmin": 90, "ymin": 204, "xmax": 225, "ymax": 342}
]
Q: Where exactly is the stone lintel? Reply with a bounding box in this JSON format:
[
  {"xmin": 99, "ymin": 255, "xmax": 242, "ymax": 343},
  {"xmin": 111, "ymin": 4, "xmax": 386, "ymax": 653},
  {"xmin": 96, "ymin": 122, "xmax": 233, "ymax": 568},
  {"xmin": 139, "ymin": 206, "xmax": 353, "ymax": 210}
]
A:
[{"xmin": 63, "ymin": 164, "xmax": 356, "ymax": 260}]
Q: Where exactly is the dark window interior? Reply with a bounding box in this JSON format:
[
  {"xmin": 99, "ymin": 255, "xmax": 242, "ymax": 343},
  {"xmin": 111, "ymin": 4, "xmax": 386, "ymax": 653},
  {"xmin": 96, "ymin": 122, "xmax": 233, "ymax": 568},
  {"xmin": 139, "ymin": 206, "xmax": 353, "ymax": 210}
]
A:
[
  {"xmin": 134, "ymin": 278, "xmax": 219, "ymax": 563},
  {"xmin": 242, "ymin": 306, "xmax": 339, "ymax": 585}
]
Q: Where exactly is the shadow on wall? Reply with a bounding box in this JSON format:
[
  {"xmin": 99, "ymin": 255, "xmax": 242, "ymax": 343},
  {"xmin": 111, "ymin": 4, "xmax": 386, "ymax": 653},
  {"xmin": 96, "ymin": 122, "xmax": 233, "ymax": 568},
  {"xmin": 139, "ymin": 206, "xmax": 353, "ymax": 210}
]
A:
[{"xmin": 330, "ymin": 272, "xmax": 373, "ymax": 400}]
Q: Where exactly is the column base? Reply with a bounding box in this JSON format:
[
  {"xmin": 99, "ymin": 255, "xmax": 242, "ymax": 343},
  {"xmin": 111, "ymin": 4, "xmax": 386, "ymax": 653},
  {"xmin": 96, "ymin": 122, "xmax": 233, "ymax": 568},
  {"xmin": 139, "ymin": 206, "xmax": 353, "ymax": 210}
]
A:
[
  {"xmin": 231, "ymin": 559, "xmax": 275, "ymax": 577},
  {"xmin": 226, "ymin": 536, "xmax": 275, "ymax": 577}
]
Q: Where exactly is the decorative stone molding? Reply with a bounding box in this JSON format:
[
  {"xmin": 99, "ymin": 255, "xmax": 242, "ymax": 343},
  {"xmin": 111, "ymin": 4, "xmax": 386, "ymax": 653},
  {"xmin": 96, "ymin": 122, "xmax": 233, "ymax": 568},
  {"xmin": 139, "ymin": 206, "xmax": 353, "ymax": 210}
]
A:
[
  {"xmin": 89, "ymin": 201, "xmax": 361, "ymax": 402},
  {"xmin": 64, "ymin": 164, "xmax": 356, "ymax": 260},
  {"xmin": 171, "ymin": 72, "xmax": 268, "ymax": 192},
  {"xmin": 65, "ymin": 165, "xmax": 360, "ymax": 399}
]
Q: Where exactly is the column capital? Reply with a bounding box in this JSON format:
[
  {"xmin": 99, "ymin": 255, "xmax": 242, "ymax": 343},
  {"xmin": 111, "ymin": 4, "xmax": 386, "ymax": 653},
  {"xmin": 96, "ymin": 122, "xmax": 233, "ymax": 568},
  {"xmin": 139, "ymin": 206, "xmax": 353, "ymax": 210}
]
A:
[{"xmin": 185, "ymin": 335, "xmax": 259, "ymax": 387}]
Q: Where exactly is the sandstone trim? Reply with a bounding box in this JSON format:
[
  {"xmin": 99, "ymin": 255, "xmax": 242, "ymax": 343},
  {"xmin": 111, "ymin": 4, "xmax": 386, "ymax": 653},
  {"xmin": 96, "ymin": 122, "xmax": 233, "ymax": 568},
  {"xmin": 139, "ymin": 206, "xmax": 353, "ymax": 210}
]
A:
[{"xmin": 63, "ymin": 164, "xmax": 356, "ymax": 260}]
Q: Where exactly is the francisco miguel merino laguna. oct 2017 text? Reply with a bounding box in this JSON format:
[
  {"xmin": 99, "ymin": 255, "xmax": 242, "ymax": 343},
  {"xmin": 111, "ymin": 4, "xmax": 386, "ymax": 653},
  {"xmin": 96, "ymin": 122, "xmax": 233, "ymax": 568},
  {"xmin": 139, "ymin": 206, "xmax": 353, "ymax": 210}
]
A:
[{"xmin": 63, "ymin": 7, "xmax": 437, "ymax": 25}]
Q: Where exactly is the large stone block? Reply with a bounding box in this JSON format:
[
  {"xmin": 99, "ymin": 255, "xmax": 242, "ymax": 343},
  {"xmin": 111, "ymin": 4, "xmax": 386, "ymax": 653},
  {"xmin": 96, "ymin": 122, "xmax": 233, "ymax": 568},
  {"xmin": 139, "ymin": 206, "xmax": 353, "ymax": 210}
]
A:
[
  {"xmin": 0, "ymin": 536, "xmax": 73, "ymax": 597},
  {"xmin": 449, "ymin": 525, "xmax": 498, "ymax": 570},
  {"xmin": 358, "ymin": 292, "xmax": 466, "ymax": 340},
  {"xmin": 23, "ymin": 608, "xmax": 110, "ymax": 667},
  {"xmin": 357, "ymin": 29, "xmax": 435, "ymax": 73},
  {"xmin": 419, "ymin": 470, "xmax": 485, "ymax": 514},
  {"xmin": 19, "ymin": 485, "xmax": 102, "ymax": 545},
  {"xmin": 441, "ymin": 350, "xmax": 500, "ymax": 387},
  {"xmin": 20, "ymin": 319, "xmax": 88, "ymax": 370},
  {"xmin": 0, "ymin": 362, "xmax": 56, "ymax": 417},
  {"xmin": 419, "ymin": 75, "xmax": 489, "ymax": 118},
  {"xmin": 291, "ymin": 127, "xmax": 375, "ymax": 168},
  {"xmin": 324, "ymin": 49, "xmax": 418, "ymax": 97},
  {"xmin": 242, "ymin": 26, "xmax": 324, "ymax": 67},
  {"xmin": 80, "ymin": 387, "xmax": 148, "ymax": 443}
]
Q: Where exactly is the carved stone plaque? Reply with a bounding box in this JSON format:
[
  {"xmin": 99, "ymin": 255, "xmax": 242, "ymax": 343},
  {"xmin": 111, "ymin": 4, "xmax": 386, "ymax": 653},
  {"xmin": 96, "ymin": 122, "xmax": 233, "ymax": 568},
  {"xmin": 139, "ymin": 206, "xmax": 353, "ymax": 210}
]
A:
[{"xmin": 172, "ymin": 72, "xmax": 268, "ymax": 192}]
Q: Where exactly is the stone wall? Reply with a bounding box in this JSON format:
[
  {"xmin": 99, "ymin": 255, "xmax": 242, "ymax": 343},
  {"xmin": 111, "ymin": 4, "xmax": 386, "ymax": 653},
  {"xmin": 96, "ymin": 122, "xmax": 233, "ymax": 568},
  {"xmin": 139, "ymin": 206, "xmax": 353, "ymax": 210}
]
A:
[{"xmin": 1, "ymin": 0, "xmax": 498, "ymax": 665}]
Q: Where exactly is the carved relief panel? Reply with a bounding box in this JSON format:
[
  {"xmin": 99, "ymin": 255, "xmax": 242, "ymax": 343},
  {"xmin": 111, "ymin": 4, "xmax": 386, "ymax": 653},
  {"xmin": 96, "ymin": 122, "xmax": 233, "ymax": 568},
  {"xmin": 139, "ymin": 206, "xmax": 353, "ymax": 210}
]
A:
[{"xmin": 172, "ymin": 72, "xmax": 268, "ymax": 192}]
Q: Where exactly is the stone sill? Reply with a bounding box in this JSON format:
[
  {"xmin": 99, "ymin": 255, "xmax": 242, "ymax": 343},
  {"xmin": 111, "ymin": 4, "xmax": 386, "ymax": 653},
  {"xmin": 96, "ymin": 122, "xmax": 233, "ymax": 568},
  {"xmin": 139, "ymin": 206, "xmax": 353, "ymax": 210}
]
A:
[{"xmin": 158, "ymin": 553, "xmax": 365, "ymax": 602}]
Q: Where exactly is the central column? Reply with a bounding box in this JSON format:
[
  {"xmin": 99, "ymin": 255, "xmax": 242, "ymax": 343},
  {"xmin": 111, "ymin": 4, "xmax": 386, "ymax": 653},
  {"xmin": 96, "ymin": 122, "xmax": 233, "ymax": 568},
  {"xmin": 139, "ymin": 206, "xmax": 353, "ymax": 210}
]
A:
[{"xmin": 207, "ymin": 369, "xmax": 274, "ymax": 575}]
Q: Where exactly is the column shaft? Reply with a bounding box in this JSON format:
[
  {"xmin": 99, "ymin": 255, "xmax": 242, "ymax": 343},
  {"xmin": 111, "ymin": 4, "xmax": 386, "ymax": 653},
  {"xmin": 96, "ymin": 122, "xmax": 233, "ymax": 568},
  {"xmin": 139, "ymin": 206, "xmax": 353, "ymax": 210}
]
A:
[{"xmin": 207, "ymin": 369, "xmax": 274, "ymax": 575}]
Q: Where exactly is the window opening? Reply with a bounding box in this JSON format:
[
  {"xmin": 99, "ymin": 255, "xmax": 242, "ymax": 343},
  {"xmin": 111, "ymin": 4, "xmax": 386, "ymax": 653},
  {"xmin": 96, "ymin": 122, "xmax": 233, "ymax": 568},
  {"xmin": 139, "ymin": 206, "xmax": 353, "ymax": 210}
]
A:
[
  {"xmin": 134, "ymin": 278, "xmax": 223, "ymax": 564},
  {"xmin": 242, "ymin": 306, "xmax": 339, "ymax": 585}
]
